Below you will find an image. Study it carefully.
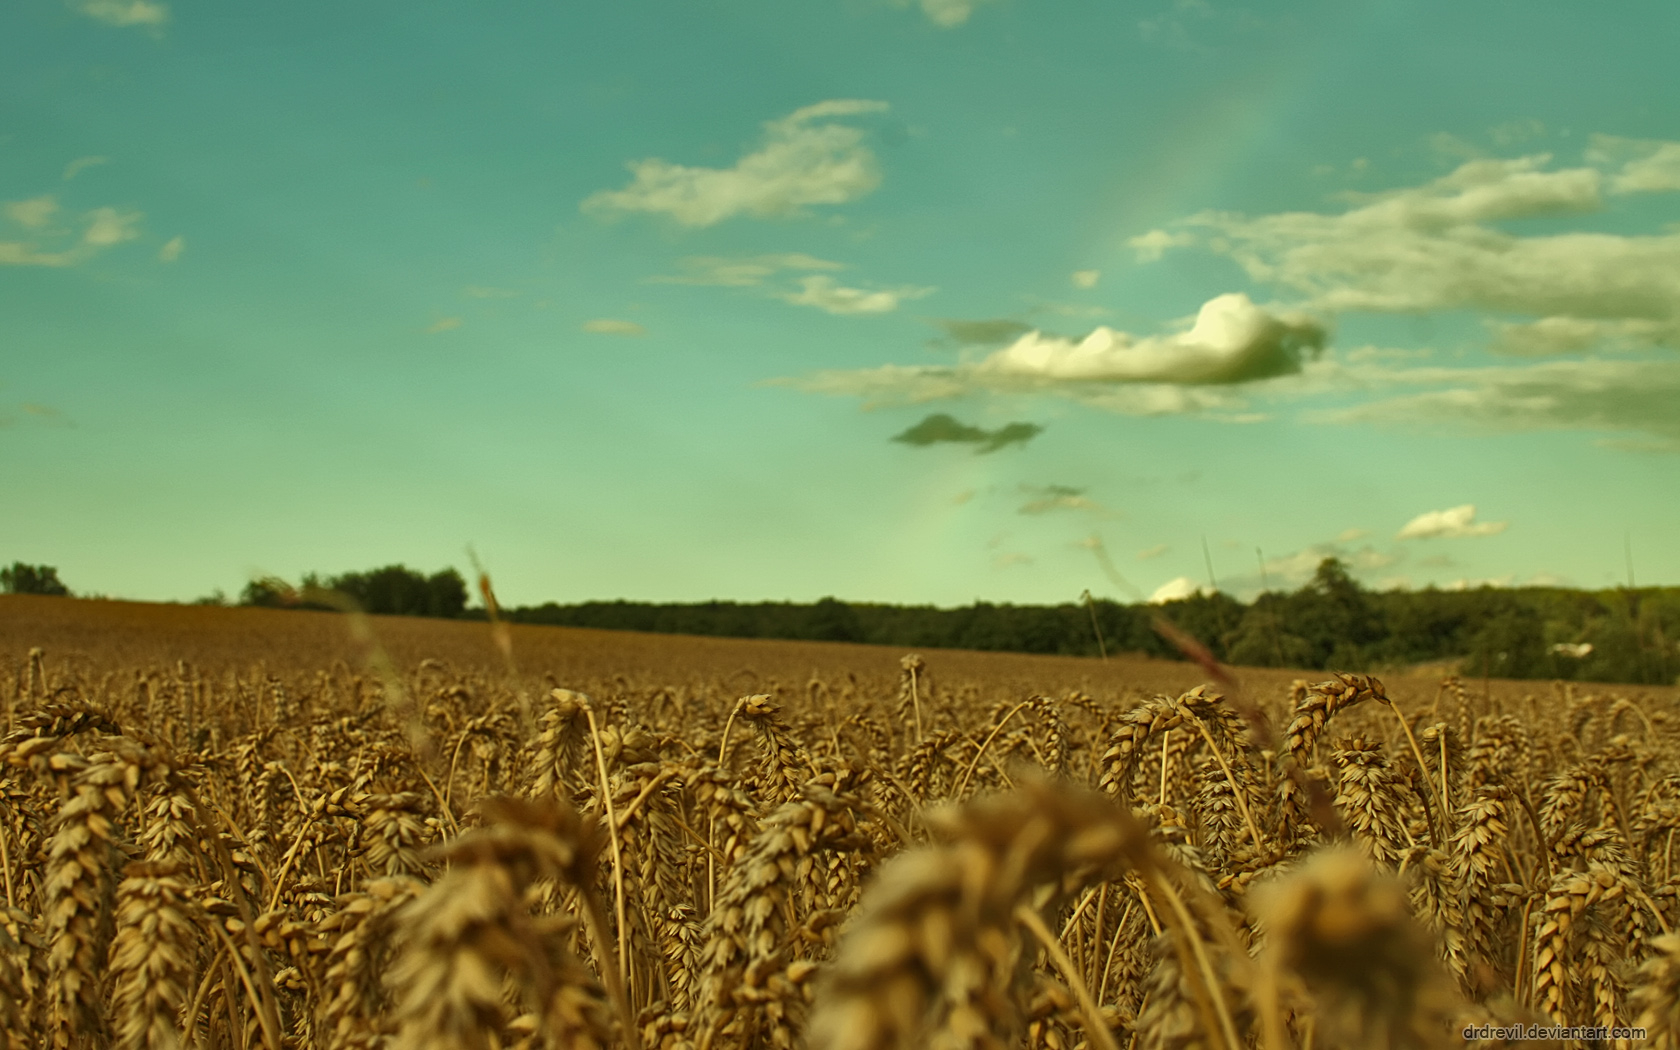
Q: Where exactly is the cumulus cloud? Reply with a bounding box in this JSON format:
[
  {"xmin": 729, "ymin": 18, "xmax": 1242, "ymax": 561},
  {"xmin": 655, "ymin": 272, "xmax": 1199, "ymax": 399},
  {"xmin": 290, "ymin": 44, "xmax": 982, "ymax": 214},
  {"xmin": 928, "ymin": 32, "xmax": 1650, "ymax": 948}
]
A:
[
  {"xmin": 650, "ymin": 253, "xmax": 844, "ymax": 287},
  {"xmin": 5, "ymin": 196, "xmax": 58, "ymax": 229},
  {"xmin": 982, "ymin": 294, "xmax": 1324, "ymax": 383},
  {"xmin": 1396, "ymin": 504, "xmax": 1508, "ymax": 540},
  {"xmin": 1128, "ymin": 229, "xmax": 1195, "ymax": 262},
  {"xmin": 582, "ymin": 318, "xmax": 647, "ymax": 336},
  {"xmin": 1071, "ymin": 269, "xmax": 1101, "ymax": 289},
  {"xmin": 1149, "ymin": 576, "xmax": 1208, "ymax": 603},
  {"xmin": 75, "ymin": 0, "xmax": 168, "ymax": 28},
  {"xmin": 157, "ymin": 235, "xmax": 184, "ymax": 262},
  {"xmin": 582, "ymin": 100, "xmax": 888, "ymax": 227},
  {"xmin": 777, "ymin": 293, "xmax": 1324, "ymax": 413},
  {"xmin": 780, "ymin": 274, "xmax": 934, "ymax": 315},
  {"xmin": 890, "ymin": 413, "xmax": 1043, "ymax": 453}
]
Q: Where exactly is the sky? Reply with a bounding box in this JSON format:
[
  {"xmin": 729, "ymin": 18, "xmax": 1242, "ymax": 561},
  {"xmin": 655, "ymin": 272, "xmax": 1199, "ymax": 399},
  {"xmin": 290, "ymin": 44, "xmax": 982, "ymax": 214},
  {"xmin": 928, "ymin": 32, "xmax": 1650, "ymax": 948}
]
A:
[{"xmin": 3, "ymin": 0, "xmax": 1678, "ymax": 608}]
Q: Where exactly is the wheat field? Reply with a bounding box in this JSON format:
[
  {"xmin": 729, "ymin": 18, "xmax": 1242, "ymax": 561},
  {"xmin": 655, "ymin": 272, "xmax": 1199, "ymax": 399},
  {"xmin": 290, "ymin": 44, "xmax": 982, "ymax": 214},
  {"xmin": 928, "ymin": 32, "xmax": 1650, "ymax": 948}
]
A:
[{"xmin": 1, "ymin": 596, "xmax": 1678, "ymax": 1050}]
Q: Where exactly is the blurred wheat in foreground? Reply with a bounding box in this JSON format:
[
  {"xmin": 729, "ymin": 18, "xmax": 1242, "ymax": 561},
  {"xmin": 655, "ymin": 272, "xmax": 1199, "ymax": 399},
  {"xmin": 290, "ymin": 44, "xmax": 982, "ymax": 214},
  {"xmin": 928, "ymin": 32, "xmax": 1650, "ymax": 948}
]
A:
[{"xmin": 2, "ymin": 642, "xmax": 1678, "ymax": 1050}]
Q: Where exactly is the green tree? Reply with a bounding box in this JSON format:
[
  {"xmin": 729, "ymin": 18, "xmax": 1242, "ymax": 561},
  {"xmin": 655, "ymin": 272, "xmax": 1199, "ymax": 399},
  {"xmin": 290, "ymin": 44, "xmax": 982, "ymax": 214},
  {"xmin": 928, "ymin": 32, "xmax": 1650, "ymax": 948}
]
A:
[
  {"xmin": 2, "ymin": 562, "xmax": 71, "ymax": 596},
  {"xmin": 1284, "ymin": 558, "xmax": 1386, "ymax": 669}
]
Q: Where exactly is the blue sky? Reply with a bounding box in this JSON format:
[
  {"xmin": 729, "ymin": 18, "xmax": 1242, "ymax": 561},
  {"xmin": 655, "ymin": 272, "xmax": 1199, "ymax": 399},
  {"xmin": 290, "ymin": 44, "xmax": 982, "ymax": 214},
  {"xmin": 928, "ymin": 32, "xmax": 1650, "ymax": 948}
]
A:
[{"xmin": 3, "ymin": 0, "xmax": 1677, "ymax": 606}]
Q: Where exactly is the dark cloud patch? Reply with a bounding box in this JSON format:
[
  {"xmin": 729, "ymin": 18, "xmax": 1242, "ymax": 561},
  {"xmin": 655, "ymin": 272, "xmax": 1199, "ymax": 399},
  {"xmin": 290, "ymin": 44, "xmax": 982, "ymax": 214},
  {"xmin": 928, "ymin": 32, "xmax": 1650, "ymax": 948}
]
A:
[
  {"xmin": 891, "ymin": 413, "xmax": 1043, "ymax": 453},
  {"xmin": 934, "ymin": 318, "xmax": 1033, "ymax": 346}
]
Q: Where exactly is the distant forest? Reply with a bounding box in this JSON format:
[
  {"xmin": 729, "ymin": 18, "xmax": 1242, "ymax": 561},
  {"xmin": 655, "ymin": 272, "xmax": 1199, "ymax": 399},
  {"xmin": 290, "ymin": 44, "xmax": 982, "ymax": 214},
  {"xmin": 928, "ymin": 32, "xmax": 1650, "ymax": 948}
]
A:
[{"xmin": 4, "ymin": 558, "xmax": 1675, "ymax": 685}]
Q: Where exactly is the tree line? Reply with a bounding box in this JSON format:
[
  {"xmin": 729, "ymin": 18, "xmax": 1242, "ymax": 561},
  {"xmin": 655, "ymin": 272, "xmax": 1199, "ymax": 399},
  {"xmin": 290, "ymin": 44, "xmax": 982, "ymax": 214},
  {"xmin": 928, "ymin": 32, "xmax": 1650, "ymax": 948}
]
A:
[
  {"xmin": 496, "ymin": 560, "xmax": 1677, "ymax": 685},
  {"xmin": 5, "ymin": 558, "xmax": 1675, "ymax": 684}
]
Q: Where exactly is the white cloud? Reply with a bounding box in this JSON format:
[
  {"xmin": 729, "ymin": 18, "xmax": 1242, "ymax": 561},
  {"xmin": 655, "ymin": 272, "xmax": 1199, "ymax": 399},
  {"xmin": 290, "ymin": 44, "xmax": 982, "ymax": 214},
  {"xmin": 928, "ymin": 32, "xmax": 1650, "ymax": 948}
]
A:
[
  {"xmin": 652, "ymin": 253, "xmax": 845, "ymax": 287},
  {"xmin": 75, "ymin": 0, "xmax": 168, "ymax": 27},
  {"xmin": 157, "ymin": 235, "xmax": 184, "ymax": 262},
  {"xmin": 582, "ymin": 318, "xmax": 647, "ymax": 336},
  {"xmin": 62, "ymin": 156, "xmax": 109, "ymax": 180},
  {"xmin": 1149, "ymin": 576, "xmax": 1208, "ymax": 603},
  {"xmin": 1396, "ymin": 504, "xmax": 1508, "ymax": 540},
  {"xmin": 81, "ymin": 207, "xmax": 142, "ymax": 247},
  {"xmin": 1336, "ymin": 527, "xmax": 1369, "ymax": 542},
  {"xmin": 0, "ymin": 202, "xmax": 142, "ymax": 267},
  {"xmin": 776, "ymin": 293, "xmax": 1323, "ymax": 415},
  {"xmin": 426, "ymin": 317, "xmax": 462, "ymax": 334},
  {"xmin": 780, "ymin": 274, "xmax": 934, "ymax": 315},
  {"xmin": 1138, "ymin": 543, "xmax": 1170, "ymax": 560},
  {"xmin": 582, "ymin": 100, "xmax": 888, "ymax": 227},
  {"xmin": 5, "ymin": 196, "xmax": 58, "ymax": 229},
  {"xmin": 1128, "ymin": 228, "xmax": 1194, "ymax": 262},
  {"xmin": 1487, "ymin": 315, "xmax": 1677, "ymax": 355},
  {"xmin": 918, "ymin": 0, "xmax": 987, "ymax": 26},
  {"xmin": 992, "ymin": 551, "xmax": 1033, "ymax": 568},
  {"xmin": 1318, "ymin": 356, "xmax": 1680, "ymax": 451},
  {"xmin": 1587, "ymin": 135, "xmax": 1680, "ymax": 194},
  {"xmin": 1181, "ymin": 154, "xmax": 1680, "ymax": 331},
  {"xmin": 983, "ymin": 294, "xmax": 1324, "ymax": 383},
  {"xmin": 0, "ymin": 243, "xmax": 77, "ymax": 267},
  {"xmin": 1071, "ymin": 269, "xmax": 1101, "ymax": 289}
]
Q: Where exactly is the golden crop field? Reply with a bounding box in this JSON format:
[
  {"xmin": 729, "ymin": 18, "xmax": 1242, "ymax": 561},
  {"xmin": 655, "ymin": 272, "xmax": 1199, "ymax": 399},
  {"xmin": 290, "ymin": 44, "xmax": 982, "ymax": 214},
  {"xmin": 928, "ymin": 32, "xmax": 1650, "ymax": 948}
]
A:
[{"xmin": 1, "ymin": 594, "xmax": 1678, "ymax": 1050}]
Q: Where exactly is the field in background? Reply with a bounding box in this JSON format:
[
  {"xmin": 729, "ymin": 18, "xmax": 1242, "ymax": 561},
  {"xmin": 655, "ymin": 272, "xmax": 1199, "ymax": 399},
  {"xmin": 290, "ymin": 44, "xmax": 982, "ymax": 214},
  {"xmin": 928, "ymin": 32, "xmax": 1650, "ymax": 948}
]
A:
[
  {"xmin": 1, "ymin": 593, "xmax": 1678, "ymax": 1049},
  {"xmin": 8, "ymin": 594, "xmax": 1672, "ymax": 712}
]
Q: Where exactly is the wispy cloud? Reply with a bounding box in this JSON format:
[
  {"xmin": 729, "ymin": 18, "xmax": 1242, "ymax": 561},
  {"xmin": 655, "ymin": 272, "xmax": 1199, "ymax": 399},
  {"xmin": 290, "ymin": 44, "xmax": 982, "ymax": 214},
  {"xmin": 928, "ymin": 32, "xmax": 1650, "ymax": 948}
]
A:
[
  {"xmin": 464, "ymin": 285, "xmax": 520, "ymax": 299},
  {"xmin": 582, "ymin": 100, "xmax": 888, "ymax": 227},
  {"xmin": 5, "ymin": 197, "xmax": 58, "ymax": 229},
  {"xmin": 1396, "ymin": 504, "xmax": 1508, "ymax": 540},
  {"xmin": 1587, "ymin": 134, "xmax": 1680, "ymax": 194},
  {"xmin": 74, "ymin": 0, "xmax": 168, "ymax": 29},
  {"xmin": 1017, "ymin": 483, "xmax": 1117, "ymax": 517},
  {"xmin": 81, "ymin": 207, "xmax": 142, "ymax": 247},
  {"xmin": 2, "ymin": 202, "xmax": 143, "ymax": 267},
  {"xmin": 650, "ymin": 253, "xmax": 844, "ymax": 287},
  {"xmin": 426, "ymin": 317, "xmax": 462, "ymax": 334},
  {"xmin": 62, "ymin": 156, "xmax": 109, "ymax": 180},
  {"xmin": 780, "ymin": 274, "xmax": 934, "ymax": 315},
  {"xmin": 0, "ymin": 402, "xmax": 74, "ymax": 429},
  {"xmin": 1313, "ymin": 356, "xmax": 1680, "ymax": 451},
  {"xmin": 1162, "ymin": 153, "xmax": 1680, "ymax": 339},
  {"xmin": 891, "ymin": 0, "xmax": 995, "ymax": 28},
  {"xmin": 1071, "ymin": 269, "xmax": 1100, "ymax": 289},
  {"xmin": 1127, "ymin": 228, "xmax": 1195, "ymax": 262},
  {"xmin": 929, "ymin": 318, "xmax": 1033, "ymax": 346},
  {"xmin": 890, "ymin": 413, "xmax": 1043, "ymax": 453},
  {"xmin": 157, "ymin": 235, "xmax": 184, "ymax": 262},
  {"xmin": 582, "ymin": 318, "xmax": 647, "ymax": 336},
  {"xmin": 1138, "ymin": 543, "xmax": 1170, "ymax": 560}
]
